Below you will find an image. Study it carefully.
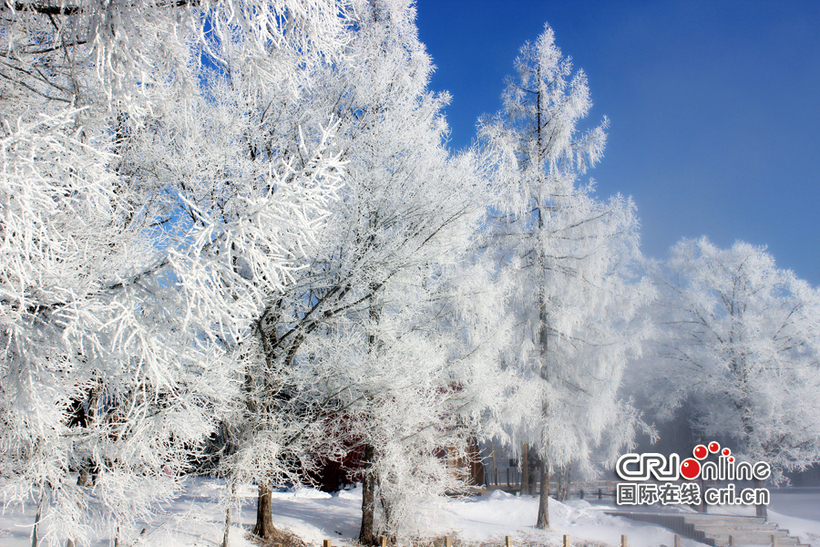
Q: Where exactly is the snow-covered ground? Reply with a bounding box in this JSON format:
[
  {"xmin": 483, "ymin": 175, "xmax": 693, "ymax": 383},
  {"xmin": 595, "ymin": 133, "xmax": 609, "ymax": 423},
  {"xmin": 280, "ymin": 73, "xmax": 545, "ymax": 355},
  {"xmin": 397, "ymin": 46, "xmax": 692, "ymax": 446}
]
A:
[{"xmin": 2, "ymin": 480, "xmax": 819, "ymax": 547}]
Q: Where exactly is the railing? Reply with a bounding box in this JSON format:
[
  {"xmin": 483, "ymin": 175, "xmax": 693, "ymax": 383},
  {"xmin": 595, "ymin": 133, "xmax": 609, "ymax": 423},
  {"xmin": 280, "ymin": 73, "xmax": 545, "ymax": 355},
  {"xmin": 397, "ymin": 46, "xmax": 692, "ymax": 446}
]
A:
[
  {"xmin": 483, "ymin": 470, "xmax": 620, "ymax": 499},
  {"xmin": 317, "ymin": 530, "xmax": 790, "ymax": 547},
  {"xmin": 316, "ymin": 533, "xmax": 679, "ymax": 547},
  {"xmin": 484, "ymin": 472, "xmax": 723, "ymax": 501}
]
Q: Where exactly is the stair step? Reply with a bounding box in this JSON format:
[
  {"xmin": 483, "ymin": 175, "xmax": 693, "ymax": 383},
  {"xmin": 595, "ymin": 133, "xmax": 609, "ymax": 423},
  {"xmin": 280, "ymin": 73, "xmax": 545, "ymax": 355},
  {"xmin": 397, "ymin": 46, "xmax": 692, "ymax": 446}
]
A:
[
  {"xmin": 707, "ymin": 532, "xmax": 791, "ymax": 537},
  {"xmin": 692, "ymin": 523, "xmax": 777, "ymax": 532},
  {"xmin": 706, "ymin": 533, "xmax": 798, "ymax": 545},
  {"xmin": 685, "ymin": 516, "xmax": 807, "ymax": 547},
  {"xmin": 684, "ymin": 515, "xmax": 769, "ymax": 525},
  {"xmin": 604, "ymin": 511, "xmax": 811, "ymax": 547}
]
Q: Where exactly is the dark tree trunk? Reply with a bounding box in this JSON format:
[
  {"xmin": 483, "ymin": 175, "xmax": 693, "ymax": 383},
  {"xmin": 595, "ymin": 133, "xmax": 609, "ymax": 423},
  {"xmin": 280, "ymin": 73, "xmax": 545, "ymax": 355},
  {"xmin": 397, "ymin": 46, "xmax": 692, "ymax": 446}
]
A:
[
  {"xmin": 253, "ymin": 482, "xmax": 275, "ymax": 539},
  {"xmin": 359, "ymin": 444, "xmax": 378, "ymax": 546},
  {"xmin": 536, "ymin": 461, "xmax": 550, "ymax": 529},
  {"xmin": 520, "ymin": 442, "xmax": 529, "ymax": 496}
]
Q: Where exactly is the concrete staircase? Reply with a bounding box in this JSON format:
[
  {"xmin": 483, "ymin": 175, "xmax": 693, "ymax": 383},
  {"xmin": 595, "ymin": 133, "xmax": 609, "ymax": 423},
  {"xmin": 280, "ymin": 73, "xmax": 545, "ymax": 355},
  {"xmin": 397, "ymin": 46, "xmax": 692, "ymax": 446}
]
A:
[
  {"xmin": 682, "ymin": 514, "xmax": 810, "ymax": 547},
  {"xmin": 607, "ymin": 512, "xmax": 811, "ymax": 547}
]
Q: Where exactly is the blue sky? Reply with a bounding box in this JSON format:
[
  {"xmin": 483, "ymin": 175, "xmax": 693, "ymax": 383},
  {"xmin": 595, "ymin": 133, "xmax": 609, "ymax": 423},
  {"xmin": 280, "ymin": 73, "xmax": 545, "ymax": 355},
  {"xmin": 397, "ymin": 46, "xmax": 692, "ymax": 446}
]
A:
[{"xmin": 416, "ymin": 0, "xmax": 820, "ymax": 286}]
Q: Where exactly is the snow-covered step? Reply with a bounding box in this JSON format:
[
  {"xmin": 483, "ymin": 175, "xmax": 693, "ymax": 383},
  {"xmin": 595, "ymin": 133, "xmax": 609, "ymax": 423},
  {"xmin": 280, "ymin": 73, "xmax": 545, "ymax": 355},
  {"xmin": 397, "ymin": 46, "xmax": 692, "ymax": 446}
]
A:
[
  {"xmin": 692, "ymin": 524, "xmax": 779, "ymax": 532},
  {"xmin": 694, "ymin": 523, "xmax": 777, "ymax": 534},
  {"xmin": 695, "ymin": 525, "xmax": 780, "ymax": 533},
  {"xmin": 607, "ymin": 512, "xmax": 811, "ymax": 547},
  {"xmin": 681, "ymin": 515, "xmax": 809, "ymax": 547},
  {"xmin": 706, "ymin": 532, "xmax": 798, "ymax": 545}
]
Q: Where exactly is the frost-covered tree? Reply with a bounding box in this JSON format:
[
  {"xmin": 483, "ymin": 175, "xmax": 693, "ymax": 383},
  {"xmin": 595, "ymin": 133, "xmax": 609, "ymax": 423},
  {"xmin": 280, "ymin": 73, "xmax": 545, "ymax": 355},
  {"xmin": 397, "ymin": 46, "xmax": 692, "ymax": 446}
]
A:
[
  {"xmin": 0, "ymin": 2, "xmax": 348, "ymax": 545},
  {"xmin": 215, "ymin": 1, "xmax": 505, "ymax": 542},
  {"xmin": 479, "ymin": 23, "xmax": 652, "ymax": 529},
  {"xmin": 641, "ymin": 237, "xmax": 820, "ymax": 517}
]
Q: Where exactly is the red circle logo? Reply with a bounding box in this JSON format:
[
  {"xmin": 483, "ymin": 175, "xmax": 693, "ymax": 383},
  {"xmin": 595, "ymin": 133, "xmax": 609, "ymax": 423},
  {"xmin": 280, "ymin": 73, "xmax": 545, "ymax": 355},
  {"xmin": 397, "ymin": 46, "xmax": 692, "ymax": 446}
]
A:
[
  {"xmin": 693, "ymin": 445, "xmax": 708, "ymax": 460},
  {"xmin": 680, "ymin": 458, "xmax": 701, "ymax": 480},
  {"xmin": 708, "ymin": 441, "xmax": 720, "ymax": 453},
  {"xmin": 722, "ymin": 448, "xmax": 731, "ymax": 456}
]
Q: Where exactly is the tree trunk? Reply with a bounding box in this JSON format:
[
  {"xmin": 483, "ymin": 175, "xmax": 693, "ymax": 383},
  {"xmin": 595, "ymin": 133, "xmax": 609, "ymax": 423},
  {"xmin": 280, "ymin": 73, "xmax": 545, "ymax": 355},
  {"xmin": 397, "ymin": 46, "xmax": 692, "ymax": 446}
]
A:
[
  {"xmin": 380, "ymin": 488, "xmax": 393, "ymax": 540},
  {"xmin": 490, "ymin": 440, "xmax": 498, "ymax": 486},
  {"xmin": 223, "ymin": 480, "xmax": 236, "ymax": 547},
  {"xmin": 223, "ymin": 503, "xmax": 232, "ymax": 547},
  {"xmin": 536, "ymin": 461, "xmax": 550, "ymax": 529},
  {"xmin": 32, "ymin": 483, "xmax": 49, "ymax": 547},
  {"xmin": 754, "ymin": 477, "xmax": 767, "ymax": 519},
  {"xmin": 361, "ymin": 285, "xmax": 382, "ymax": 546},
  {"xmin": 555, "ymin": 464, "xmax": 571, "ymax": 501},
  {"xmin": 696, "ymin": 478, "xmax": 707, "ymax": 513},
  {"xmin": 520, "ymin": 442, "xmax": 529, "ymax": 496},
  {"xmin": 359, "ymin": 444, "xmax": 378, "ymax": 546},
  {"xmin": 253, "ymin": 482, "xmax": 275, "ymax": 539}
]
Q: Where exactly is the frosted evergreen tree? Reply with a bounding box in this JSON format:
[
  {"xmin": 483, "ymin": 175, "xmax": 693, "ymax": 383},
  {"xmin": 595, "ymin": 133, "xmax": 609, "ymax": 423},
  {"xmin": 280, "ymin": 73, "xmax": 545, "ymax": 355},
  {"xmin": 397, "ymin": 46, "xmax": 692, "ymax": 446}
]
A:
[{"xmin": 479, "ymin": 23, "xmax": 652, "ymax": 529}]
